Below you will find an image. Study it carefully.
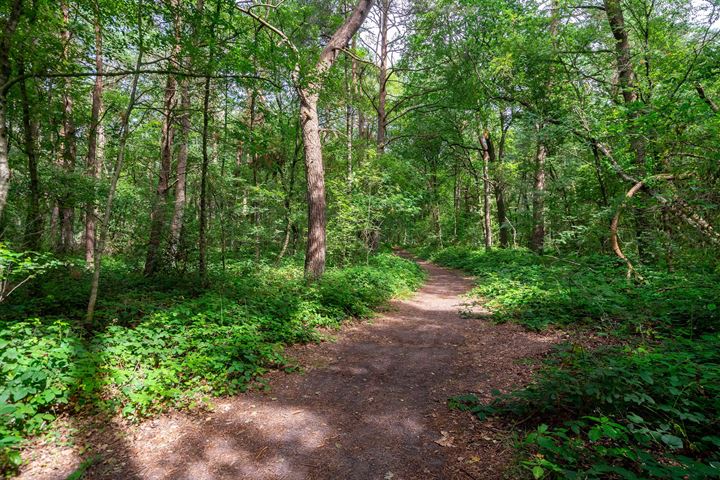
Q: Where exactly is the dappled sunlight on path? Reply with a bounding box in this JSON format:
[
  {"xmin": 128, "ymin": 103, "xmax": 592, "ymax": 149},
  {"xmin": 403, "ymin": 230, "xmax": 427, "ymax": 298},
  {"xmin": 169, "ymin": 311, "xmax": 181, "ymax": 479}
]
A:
[{"xmin": 20, "ymin": 257, "xmax": 561, "ymax": 480}]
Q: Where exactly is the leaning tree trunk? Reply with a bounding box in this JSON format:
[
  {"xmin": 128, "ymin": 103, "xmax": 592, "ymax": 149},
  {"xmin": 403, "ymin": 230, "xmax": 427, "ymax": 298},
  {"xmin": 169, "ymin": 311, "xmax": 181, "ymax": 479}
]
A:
[{"xmin": 298, "ymin": 0, "xmax": 374, "ymax": 280}]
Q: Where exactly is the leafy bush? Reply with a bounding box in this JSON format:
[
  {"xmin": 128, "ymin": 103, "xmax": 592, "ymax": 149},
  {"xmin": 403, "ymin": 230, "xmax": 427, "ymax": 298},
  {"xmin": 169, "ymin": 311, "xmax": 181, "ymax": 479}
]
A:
[
  {"xmin": 428, "ymin": 246, "xmax": 720, "ymax": 479},
  {"xmin": 319, "ymin": 254, "xmax": 425, "ymax": 318},
  {"xmin": 452, "ymin": 337, "xmax": 720, "ymax": 479},
  {"xmin": 0, "ymin": 252, "xmax": 424, "ymax": 475},
  {"xmin": 0, "ymin": 244, "xmax": 65, "ymax": 303},
  {"xmin": 0, "ymin": 319, "xmax": 90, "ymax": 473},
  {"xmin": 418, "ymin": 246, "xmax": 720, "ymax": 334}
]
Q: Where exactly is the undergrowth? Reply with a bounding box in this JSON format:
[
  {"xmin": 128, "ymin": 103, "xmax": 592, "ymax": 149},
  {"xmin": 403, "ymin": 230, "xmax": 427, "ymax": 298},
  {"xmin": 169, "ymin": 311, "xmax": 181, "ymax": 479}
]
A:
[
  {"xmin": 0, "ymin": 252, "xmax": 424, "ymax": 475},
  {"xmin": 418, "ymin": 246, "xmax": 720, "ymax": 479}
]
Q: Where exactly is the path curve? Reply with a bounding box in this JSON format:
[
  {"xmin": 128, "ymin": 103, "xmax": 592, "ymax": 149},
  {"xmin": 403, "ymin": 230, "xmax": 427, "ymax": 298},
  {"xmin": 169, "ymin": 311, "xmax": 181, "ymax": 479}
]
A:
[{"xmin": 22, "ymin": 257, "xmax": 561, "ymax": 480}]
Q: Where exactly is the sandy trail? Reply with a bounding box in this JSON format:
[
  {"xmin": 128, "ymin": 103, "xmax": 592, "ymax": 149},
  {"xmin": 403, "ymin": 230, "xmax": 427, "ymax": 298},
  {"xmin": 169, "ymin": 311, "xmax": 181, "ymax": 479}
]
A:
[{"xmin": 20, "ymin": 257, "xmax": 560, "ymax": 480}]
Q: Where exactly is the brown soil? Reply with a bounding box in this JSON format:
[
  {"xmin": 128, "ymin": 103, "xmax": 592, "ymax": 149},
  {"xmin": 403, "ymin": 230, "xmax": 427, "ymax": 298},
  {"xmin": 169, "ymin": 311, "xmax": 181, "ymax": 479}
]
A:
[{"xmin": 18, "ymin": 257, "xmax": 563, "ymax": 480}]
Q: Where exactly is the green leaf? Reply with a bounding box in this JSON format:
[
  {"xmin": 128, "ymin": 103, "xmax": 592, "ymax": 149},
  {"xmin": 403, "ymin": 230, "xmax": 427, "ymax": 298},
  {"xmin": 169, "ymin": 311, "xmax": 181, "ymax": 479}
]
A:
[
  {"xmin": 660, "ymin": 434, "xmax": 683, "ymax": 449},
  {"xmin": 532, "ymin": 466, "xmax": 544, "ymax": 479}
]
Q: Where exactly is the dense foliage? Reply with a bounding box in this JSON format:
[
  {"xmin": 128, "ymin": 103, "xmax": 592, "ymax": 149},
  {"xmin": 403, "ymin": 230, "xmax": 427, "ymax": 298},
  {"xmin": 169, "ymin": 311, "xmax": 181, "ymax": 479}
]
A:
[
  {"xmin": 0, "ymin": 253, "xmax": 423, "ymax": 473},
  {"xmin": 423, "ymin": 246, "xmax": 720, "ymax": 479},
  {"xmin": 0, "ymin": 0, "xmax": 718, "ymax": 477}
]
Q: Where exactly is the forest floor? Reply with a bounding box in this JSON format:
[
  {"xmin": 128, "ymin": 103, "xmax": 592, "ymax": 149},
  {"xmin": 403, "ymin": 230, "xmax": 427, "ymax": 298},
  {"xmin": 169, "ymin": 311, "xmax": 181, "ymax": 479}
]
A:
[{"xmin": 18, "ymin": 256, "xmax": 564, "ymax": 480}]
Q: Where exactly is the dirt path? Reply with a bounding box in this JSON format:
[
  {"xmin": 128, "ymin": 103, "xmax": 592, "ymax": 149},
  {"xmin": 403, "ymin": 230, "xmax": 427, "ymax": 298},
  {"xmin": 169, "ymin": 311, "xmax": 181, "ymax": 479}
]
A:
[{"xmin": 20, "ymin": 257, "xmax": 561, "ymax": 480}]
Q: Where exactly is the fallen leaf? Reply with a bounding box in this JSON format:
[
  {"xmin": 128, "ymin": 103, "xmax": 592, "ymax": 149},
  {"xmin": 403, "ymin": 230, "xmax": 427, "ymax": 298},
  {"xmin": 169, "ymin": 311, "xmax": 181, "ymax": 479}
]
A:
[{"xmin": 434, "ymin": 431, "xmax": 455, "ymax": 448}]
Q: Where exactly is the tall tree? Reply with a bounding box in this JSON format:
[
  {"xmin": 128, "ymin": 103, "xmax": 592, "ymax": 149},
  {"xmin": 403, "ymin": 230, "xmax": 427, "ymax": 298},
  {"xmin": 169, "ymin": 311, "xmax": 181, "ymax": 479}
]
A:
[
  {"xmin": 144, "ymin": 0, "xmax": 181, "ymax": 275},
  {"xmin": 85, "ymin": 2, "xmax": 105, "ymax": 266},
  {"xmin": 58, "ymin": 0, "xmax": 77, "ymax": 253},
  {"xmin": 19, "ymin": 58, "xmax": 42, "ymax": 250},
  {"xmin": 376, "ymin": 0, "xmax": 390, "ymax": 155},
  {"xmin": 480, "ymin": 129, "xmax": 493, "ymax": 250},
  {"xmin": 603, "ymin": 0, "xmax": 650, "ymax": 259},
  {"xmin": 298, "ymin": 0, "xmax": 373, "ymax": 279},
  {"xmin": 0, "ymin": 0, "xmax": 23, "ymax": 221}
]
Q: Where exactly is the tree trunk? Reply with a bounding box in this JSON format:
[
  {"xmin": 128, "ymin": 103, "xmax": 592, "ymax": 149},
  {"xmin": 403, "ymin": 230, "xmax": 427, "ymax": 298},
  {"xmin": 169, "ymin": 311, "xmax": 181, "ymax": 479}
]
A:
[
  {"xmin": 199, "ymin": 75, "xmax": 211, "ymax": 282},
  {"xmin": 248, "ymin": 92, "xmax": 261, "ymax": 261},
  {"xmin": 144, "ymin": 36, "xmax": 180, "ymax": 275},
  {"xmin": 480, "ymin": 130, "xmax": 493, "ymax": 250},
  {"xmin": 276, "ymin": 127, "xmax": 301, "ymax": 264},
  {"xmin": 169, "ymin": 77, "xmax": 190, "ymax": 258},
  {"xmin": 494, "ymin": 182, "xmax": 508, "ymax": 248},
  {"xmin": 58, "ymin": 0, "xmax": 76, "ymax": 253},
  {"xmin": 169, "ymin": 5, "xmax": 191, "ymax": 261},
  {"xmin": 300, "ymin": 92, "xmax": 327, "ymax": 279},
  {"xmin": 19, "ymin": 59, "xmax": 42, "ymax": 250},
  {"xmin": 591, "ymin": 143, "xmax": 609, "ymax": 207},
  {"xmin": 0, "ymin": 0, "xmax": 23, "ymax": 221},
  {"xmin": 376, "ymin": 0, "xmax": 389, "ymax": 155},
  {"xmin": 345, "ymin": 49, "xmax": 354, "ymax": 190},
  {"xmin": 494, "ymin": 114, "xmax": 510, "ymax": 248},
  {"xmin": 87, "ymin": 12, "xmax": 144, "ymax": 325},
  {"xmin": 299, "ymin": 0, "xmax": 373, "ymax": 280},
  {"xmin": 199, "ymin": 0, "xmax": 221, "ymax": 282},
  {"xmin": 85, "ymin": 9, "xmax": 104, "ymax": 266},
  {"xmin": 530, "ymin": 128, "xmax": 547, "ymax": 253},
  {"xmin": 603, "ymin": 0, "xmax": 650, "ymax": 259}
]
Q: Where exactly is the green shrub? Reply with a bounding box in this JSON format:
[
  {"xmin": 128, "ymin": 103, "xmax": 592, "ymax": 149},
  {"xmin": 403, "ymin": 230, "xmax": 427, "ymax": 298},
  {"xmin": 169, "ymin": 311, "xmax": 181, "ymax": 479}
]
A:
[
  {"xmin": 419, "ymin": 246, "xmax": 720, "ymax": 334},
  {"xmin": 0, "ymin": 252, "xmax": 424, "ymax": 475},
  {"xmin": 430, "ymin": 246, "xmax": 720, "ymax": 479},
  {"xmin": 0, "ymin": 319, "xmax": 90, "ymax": 473},
  {"xmin": 452, "ymin": 336, "xmax": 720, "ymax": 479}
]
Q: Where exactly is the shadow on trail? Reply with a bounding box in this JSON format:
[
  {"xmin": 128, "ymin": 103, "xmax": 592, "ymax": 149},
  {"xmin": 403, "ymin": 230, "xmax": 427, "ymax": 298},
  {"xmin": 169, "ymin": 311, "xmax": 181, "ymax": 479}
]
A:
[{"xmin": 74, "ymin": 259, "xmax": 558, "ymax": 480}]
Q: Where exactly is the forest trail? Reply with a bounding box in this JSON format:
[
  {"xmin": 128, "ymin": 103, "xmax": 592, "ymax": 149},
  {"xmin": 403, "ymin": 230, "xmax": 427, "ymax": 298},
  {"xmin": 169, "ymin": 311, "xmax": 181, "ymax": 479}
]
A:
[{"xmin": 23, "ymin": 257, "xmax": 561, "ymax": 480}]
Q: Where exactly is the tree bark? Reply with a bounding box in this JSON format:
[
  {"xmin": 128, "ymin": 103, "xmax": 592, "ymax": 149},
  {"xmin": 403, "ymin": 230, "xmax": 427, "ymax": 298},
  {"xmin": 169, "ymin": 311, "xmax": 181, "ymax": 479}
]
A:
[
  {"xmin": 530, "ymin": 127, "xmax": 547, "ymax": 253},
  {"xmin": 144, "ymin": 23, "xmax": 181, "ymax": 275},
  {"xmin": 19, "ymin": 59, "xmax": 42, "ymax": 250},
  {"xmin": 58, "ymin": 0, "xmax": 77, "ymax": 253},
  {"xmin": 299, "ymin": 0, "xmax": 373, "ymax": 280},
  {"xmin": 376, "ymin": 0, "xmax": 389, "ymax": 154},
  {"xmin": 603, "ymin": 0, "xmax": 650, "ymax": 259},
  {"xmin": 87, "ymin": 13, "xmax": 144, "ymax": 325},
  {"xmin": 0, "ymin": 0, "xmax": 23, "ymax": 221},
  {"xmin": 480, "ymin": 130, "xmax": 493, "ymax": 250},
  {"xmin": 85, "ymin": 6, "xmax": 104, "ymax": 266}
]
